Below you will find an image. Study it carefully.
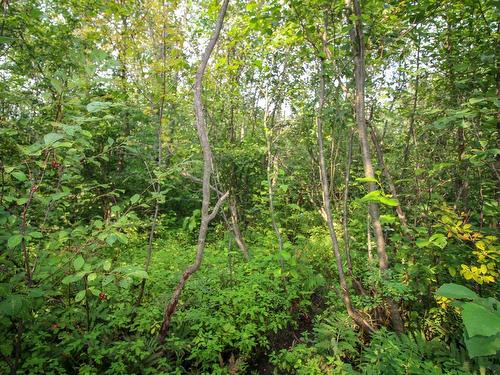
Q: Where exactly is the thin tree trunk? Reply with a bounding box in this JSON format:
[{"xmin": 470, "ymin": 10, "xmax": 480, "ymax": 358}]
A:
[
  {"xmin": 317, "ymin": 22, "xmax": 374, "ymax": 334},
  {"xmin": 158, "ymin": 0, "xmax": 230, "ymax": 342},
  {"xmin": 229, "ymin": 195, "xmax": 249, "ymax": 260},
  {"xmin": 182, "ymin": 170, "xmax": 248, "ymax": 260},
  {"xmin": 348, "ymin": 0, "xmax": 404, "ymax": 333}
]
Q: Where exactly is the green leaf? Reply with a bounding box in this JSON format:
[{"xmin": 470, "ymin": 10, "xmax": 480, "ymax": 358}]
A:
[
  {"xmin": 430, "ymin": 233, "xmax": 447, "ymax": 249},
  {"xmin": 17, "ymin": 197, "xmax": 28, "ymax": 205},
  {"xmin": 29, "ymin": 288, "xmax": 45, "ymax": 298},
  {"xmin": 448, "ymin": 267, "xmax": 457, "ymax": 277},
  {"xmin": 30, "ymin": 231, "xmax": 43, "ymax": 239},
  {"xmin": 380, "ymin": 214, "xmax": 396, "ymax": 224},
  {"xmin": 73, "ymin": 255, "xmax": 85, "ymax": 271},
  {"xmin": 103, "ymin": 259, "xmax": 112, "ymax": 272},
  {"xmin": 106, "ymin": 234, "xmax": 117, "ymax": 246},
  {"xmin": 464, "ymin": 332, "xmax": 500, "ymax": 358},
  {"xmin": 280, "ymin": 251, "xmax": 291, "ymax": 261},
  {"xmin": 127, "ymin": 270, "xmax": 148, "ymax": 279},
  {"xmin": 360, "ymin": 190, "xmax": 399, "ymax": 206},
  {"xmin": 356, "ymin": 177, "xmax": 378, "ymax": 183},
  {"xmin": 115, "ymin": 232, "xmax": 128, "ymax": 244},
  {"xmin": 62, "ymin": 275, "xmax": 75, "ymax": 285},
  {"xmin": 62, "ymin": 271, "xmax": 86, "ymax": 285},
  {"xmin": 7, "ymin": 234, "xmax": 23, "ymax": 249},
  {"xmin": 436, "ymin": 283, "xmax": 478, "ymax": 300},
  {"xmin": 130, "ymin": 194, "xmax": 140, "ymax": 204},
  {"xmin": 416, "ymin": 239, "xmax": 429, "ymax": 248},
  {"xmin": 89, "ymin": 287, "xmax": 101, "ymax": 297},
  {"xmin": 62, "ymin": 124, "xmax": 81, "ymax": 136},
  {"xmin": 44, "ymin": 133, "xmax": 64, "ymax": 145},
  {"xmin": 87, "ymin": 273, "xmax": 97, "ymax": 282},
  {"xmin": 379, "ymin": 196, "xmax": 399, "ymax": 207},
  {"xmin": 11, "ymin": 171, "xmax": 27, "ymax": 182},
  {"xmin": 462, "ymin": 302, "xmax": 500, "ymax": 337},
  {"xmin": 75, "ymin": 290, "xmax": 86, "ymax": 302}
]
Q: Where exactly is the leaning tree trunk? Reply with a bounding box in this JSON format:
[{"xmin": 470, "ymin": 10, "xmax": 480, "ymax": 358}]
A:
[
  {"xmin": 348, "ymin": 0, "xmax": 404, "ymax": 334},
  {"xmin": 158, "ymin": 0, "xmax": 230, "ymax": 342},
  {"xmin": 229, "ymin": 196, "xmax": 249, "ymax": 260},
  {"xmin": 317, "ymin": 22, "xmax": 374, "ymax": 333}
]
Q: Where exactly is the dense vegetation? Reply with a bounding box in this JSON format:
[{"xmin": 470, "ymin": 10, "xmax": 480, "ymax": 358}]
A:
[{"xmin": 0, "ymin": 0, "xmax": 498, "ymax": 373}]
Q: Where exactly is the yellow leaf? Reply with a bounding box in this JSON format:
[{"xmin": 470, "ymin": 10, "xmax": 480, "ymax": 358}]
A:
[
  {"xmin": 476, "ymin": 241, "xmax": 486, "ymax": 251},
  {"xmin": 483, "ymin": 276, "xmax": 495, "ymax": 283},
  {"xmin": 480, "ymin": 264, "xmax": 487, "ymax": 274}
]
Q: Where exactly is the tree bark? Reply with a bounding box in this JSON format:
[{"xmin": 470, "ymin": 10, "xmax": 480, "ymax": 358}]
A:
[
  {"xmin": 158, "ymin": 0, "xmax": 230, "ymax": 342},
  {"xmin": 229, "ymin": 195, "xmax": 249, "ymax": 260},
  {"xmin": 348, "ymin": 0, "xmax": 404, "ymax": 333},
  {"xmin": 317, "ymin": 20, "xmax": 374, "ymax": 333}
]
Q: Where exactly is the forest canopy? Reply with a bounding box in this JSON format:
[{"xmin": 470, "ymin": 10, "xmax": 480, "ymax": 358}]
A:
[{"xmin": 0, "ymin": 0, "xmax": 499, "ymax": 374}]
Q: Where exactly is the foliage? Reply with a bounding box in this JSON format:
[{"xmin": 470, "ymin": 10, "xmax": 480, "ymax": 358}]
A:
[
  {"xmin": 0, "ymin": 0, "xmax": 498, "ymax": 373},
  {"xmin": 437, "ymin": 283, "xmax": 500, "ymax": 360},
  {"xmin": 358, "ymin": 329, "xmax": 469, "ymax": 375}
]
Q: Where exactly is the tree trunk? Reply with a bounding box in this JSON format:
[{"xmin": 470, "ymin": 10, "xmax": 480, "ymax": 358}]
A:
[
  {"xmin": 317, "ymin": 21, "xmax": 374, "ymax": 333},
  {"xmin": 229, "ymin": 195, "xmax": 249, "ymax": 260},
  {"xmin": 348, "ymin": 0, "xmax": 404, "ymax": 333},
  {"xmin": 158, "ymin": 0, "xmax": 230, "ymax": 342}
]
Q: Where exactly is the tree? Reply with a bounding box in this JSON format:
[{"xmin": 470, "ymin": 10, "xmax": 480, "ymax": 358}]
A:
[
  {"xmin": 158, "ymin": 0, "xmax": 230, "ymax": 342},
  {"xmin": 347, "ymin": 0, "xmax": 404, "ymax": 333}
]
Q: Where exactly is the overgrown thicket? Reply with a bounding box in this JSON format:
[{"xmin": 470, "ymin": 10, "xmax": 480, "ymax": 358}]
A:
[{"xmin": 0, "ymin": 0, "xmax": 498, "ymax": 374}]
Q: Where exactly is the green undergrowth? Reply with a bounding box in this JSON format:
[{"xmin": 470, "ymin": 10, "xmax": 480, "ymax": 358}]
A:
[{"xmin": 2, "ymin": 226, "xmax": 492, "ymax": 374}]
